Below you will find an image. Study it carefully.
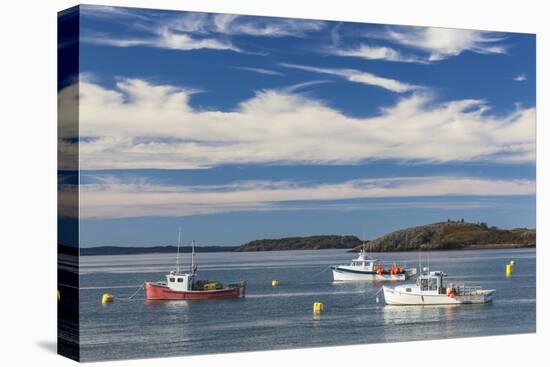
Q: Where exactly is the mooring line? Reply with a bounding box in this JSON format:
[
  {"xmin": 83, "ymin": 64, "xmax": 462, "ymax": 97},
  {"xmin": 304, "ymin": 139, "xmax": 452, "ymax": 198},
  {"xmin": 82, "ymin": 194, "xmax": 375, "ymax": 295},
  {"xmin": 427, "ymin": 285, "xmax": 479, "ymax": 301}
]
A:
[
  {"xmin": 112, "ymin": 283, "xmax": 145, "ymax": 301},
  {"xmin": 328, "ymin": 287, "xmax": 385, "ymax": 309},
  {"xmin": 310, "ymin": 265, "xmax": 332, "ymax": 278}
]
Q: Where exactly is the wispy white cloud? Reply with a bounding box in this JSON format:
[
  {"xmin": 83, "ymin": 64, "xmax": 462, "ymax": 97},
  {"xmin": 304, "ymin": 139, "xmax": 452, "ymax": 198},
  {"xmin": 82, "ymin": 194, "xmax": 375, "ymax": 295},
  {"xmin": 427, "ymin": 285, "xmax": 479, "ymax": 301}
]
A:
[
  {"xmin": 145, "ymin": 12, "xmax": 326, "ymax": 40},
  {"xmin": 331, "ymin": 43, "xmax": 428, "ymax": 63},
  {"xmin": 380, "ymin": 27, "xmax": 507, "ymax": 61},
  {"xmin": 282, "ymin": 80, "xmax": 332, "ymax": 93},
  {"xmin": 208, "ymin": 13, "xmax": 326, "ymax": 37},
  {"xmin": 81, "ymin": 28, "xmax": 240, "ymax": 52},
  {"xmin": 58, "ymin": 78, "xmax": 535, "ymax": 170},
  {"xmin": 80, "ymin": 6, "xmax": 326, "ymax": 53},
  {"xmin": 79, "ymin": 5, "xmax": 151, "ymax": 21},
  {"xmin": 280, "ymin": 63, "xmax": 419, "ymax": 93},
  {"xmin": 231, "ymin": 66, "xmax": 284, "ymax": 76},
  {"xmin": 73, "ymin": 176, "xmax": 535, "ymax": 218},
  {"xmin": 514, "ymin": 74, "xmax": 527, "ymax": 81}
]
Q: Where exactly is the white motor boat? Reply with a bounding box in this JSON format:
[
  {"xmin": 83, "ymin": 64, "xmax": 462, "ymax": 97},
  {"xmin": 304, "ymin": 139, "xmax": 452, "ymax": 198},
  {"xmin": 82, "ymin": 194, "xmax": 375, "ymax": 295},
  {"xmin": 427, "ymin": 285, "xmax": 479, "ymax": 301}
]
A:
[
  {"xmin": 331, "ymin": 245, "xmax": 416, "ymax": 281},
  {"xmin": 382, "ymin": 270, "xmax": 495, "ymax": 305}
]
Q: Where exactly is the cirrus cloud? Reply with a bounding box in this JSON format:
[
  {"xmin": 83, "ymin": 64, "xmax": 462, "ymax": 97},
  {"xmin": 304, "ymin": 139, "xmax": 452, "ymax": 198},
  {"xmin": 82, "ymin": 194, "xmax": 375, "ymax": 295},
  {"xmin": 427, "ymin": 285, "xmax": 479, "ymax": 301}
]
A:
[
  {"xmin": 80, "ymin": 6, "xmax": 327, "ymax": 54},
  {"xmin": 279, "ymin": 63, "xmax": 420, "ymax": 92},
  {"xmin": 381, "ymin": 27, "xmax": 507, "ymax": 61},
  {"xmin": 81, "ymin": 28, "xmax": 240, "ymax": 52},
  {"xmin": 331, "ymin": 43, "xmax": 427, "ymax": 64}
]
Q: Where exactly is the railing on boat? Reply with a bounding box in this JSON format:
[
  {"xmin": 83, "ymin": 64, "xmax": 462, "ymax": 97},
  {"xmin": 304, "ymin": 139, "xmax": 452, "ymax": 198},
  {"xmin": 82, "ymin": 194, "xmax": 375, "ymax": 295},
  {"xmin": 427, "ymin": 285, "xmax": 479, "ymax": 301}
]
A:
[{"xmin": 456, "ymin": 285, "xmax": 482, "ymax": 295}]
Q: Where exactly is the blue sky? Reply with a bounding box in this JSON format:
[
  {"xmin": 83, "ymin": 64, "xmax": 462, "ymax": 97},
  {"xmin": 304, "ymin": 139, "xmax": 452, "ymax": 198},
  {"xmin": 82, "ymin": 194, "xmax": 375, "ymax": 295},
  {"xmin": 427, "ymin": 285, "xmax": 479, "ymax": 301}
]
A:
[{"xmin": 62, "ymin": 5, "xmax": 536, "ymax": 247}]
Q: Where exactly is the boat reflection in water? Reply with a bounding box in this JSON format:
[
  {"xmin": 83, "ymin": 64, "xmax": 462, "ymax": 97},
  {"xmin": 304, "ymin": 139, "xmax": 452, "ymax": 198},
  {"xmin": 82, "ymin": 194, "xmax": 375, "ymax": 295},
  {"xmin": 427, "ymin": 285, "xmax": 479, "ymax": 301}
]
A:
[{"xmin": 382, "ymin": 301, "xmax": 462, "ymax": 340}]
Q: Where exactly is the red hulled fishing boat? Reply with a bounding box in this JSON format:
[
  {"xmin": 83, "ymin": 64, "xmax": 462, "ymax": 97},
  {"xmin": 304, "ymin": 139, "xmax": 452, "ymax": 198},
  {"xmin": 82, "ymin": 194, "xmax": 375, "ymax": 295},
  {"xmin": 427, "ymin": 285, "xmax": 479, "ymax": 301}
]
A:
[{"xmin": 145, "ymin": 235, "xmax": 246, "ymax": 300}]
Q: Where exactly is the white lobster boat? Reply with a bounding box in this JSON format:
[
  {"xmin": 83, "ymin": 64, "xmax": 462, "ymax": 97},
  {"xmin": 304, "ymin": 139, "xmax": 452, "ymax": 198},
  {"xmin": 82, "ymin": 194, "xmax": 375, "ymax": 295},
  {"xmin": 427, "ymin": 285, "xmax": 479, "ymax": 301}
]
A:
[
  {"xmin": 382, "ymin": 270, "xmax": 495, "ymax": 305},
  {"xmin": 331, "ymin": 245, "xmax": 416, "ymax": 281}
]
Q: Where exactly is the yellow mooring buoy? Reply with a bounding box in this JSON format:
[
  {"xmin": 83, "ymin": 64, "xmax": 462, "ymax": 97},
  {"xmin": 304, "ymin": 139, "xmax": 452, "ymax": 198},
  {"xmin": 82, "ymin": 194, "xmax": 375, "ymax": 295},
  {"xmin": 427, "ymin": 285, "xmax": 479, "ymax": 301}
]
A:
[
  {"xmin": 313, "ymin": 301, "xmax": 324, "ymax": 314},
  {"xmin": 506, "ymin": 263, "xmax": 513, "ymax": 277},
  {"xmin": 102, "ymin": 293, "xmax": 114, "ymax": 304},
  {"xmin": 272, "ymin": 279, "xmax": 280, "ymax": 287}
]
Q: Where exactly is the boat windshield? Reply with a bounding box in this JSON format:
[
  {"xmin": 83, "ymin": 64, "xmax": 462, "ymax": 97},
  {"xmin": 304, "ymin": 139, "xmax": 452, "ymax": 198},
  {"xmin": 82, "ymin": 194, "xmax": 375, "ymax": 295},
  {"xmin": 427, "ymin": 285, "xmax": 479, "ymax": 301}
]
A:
[
  {"xmin": 416, "ymin": 274, "xmax": 442, "ymax": 291},
  {"xmin": 352, "ymin": 259, "xmax": 374, "ymax": 266}
]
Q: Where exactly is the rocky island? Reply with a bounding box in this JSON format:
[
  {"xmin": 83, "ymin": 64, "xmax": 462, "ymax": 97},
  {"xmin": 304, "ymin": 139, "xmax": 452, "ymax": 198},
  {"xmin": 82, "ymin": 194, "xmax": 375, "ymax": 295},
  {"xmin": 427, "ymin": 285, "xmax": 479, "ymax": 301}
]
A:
[
  {"xmin": 234, "ymin": 235, "xmax": 361, "ymax": 252},
  {"xmin": 350, "ymin": 220, "xmax": 535, "ymax": 252}
]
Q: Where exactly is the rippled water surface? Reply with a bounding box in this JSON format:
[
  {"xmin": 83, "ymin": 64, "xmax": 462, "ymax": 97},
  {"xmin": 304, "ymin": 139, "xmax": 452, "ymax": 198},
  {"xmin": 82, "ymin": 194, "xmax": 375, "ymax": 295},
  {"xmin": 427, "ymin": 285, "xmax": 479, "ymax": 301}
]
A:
[{"xmin": 78, "ymin": 248, "xmax": 536, "ymax": 361}]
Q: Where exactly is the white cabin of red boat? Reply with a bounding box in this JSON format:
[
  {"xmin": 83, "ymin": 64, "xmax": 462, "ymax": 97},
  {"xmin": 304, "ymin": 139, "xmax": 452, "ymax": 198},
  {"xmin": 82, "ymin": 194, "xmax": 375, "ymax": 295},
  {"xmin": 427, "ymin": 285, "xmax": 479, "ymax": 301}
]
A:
[{"xmin": 166, "ymin": 272, "xmax": 195, "ymax": 291}]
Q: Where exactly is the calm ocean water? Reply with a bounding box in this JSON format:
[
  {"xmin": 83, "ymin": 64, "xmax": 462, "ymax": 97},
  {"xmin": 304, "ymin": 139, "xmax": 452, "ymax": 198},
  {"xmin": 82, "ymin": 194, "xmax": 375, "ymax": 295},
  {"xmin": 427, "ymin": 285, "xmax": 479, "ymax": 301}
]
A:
[{"xmin": 78, "ymin": 248, "xmax": 536, "ymax": 362}]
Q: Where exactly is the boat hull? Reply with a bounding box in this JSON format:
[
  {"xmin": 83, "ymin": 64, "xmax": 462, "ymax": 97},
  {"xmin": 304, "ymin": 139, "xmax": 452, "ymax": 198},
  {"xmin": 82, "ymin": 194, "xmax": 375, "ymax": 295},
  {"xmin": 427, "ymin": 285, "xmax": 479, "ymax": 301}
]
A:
[
  {"xmin": 332, "ymin": 267, "xmax": 414, "ymax": 281},
  {"xmin": 383, "ymin": 286, "xmax": 494, "ymax": 305},
  {"xmin": 145, "ymin": 282, "xmax": 246, "ymax": 300}
]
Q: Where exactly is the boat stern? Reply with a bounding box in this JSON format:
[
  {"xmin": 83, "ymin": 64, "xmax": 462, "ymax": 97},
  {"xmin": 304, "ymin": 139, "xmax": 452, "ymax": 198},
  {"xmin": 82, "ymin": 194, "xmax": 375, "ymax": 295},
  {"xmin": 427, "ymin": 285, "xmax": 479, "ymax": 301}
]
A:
[
  {"xmin": 481, "ymin": 289, "xmax": 495, "ymax": 303},
  {"xmin": 230, "ymin": 281, "xmax": 247, "ymax": 298}
]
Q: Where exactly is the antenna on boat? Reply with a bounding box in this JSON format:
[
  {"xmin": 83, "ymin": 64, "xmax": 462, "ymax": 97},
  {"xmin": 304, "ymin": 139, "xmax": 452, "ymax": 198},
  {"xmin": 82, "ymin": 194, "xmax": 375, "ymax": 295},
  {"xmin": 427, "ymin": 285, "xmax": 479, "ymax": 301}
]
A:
[
  {"xmin": 427, "ymin": 252, "xmax": 430, "ymax": 272},
  {"xmin": 418, "ymin": 248, "xmax": 422, "ymax": 275},
  {"xmin": 362, "ymin": 229, "xmax": 370, "ymax": 256},
  {"xmin": 176, "ymin": 227, "xmax": 182, "ymax": 274}
]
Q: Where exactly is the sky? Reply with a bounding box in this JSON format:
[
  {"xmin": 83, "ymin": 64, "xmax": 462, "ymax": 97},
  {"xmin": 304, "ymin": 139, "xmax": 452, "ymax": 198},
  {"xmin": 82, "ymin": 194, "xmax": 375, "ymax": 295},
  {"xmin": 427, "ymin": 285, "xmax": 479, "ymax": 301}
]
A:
[{"xmin": 60, "ymin": 5, "xmax": 536, "ymax": 247}]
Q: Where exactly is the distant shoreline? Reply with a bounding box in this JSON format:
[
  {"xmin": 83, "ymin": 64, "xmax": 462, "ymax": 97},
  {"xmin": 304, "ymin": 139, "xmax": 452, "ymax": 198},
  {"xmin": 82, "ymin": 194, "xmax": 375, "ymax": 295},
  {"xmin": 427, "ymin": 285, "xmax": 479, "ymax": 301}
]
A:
[
  {"xmin": 71, "ymin": 242, "xmax": 535, "ymax": 256},
  {"xmin": 63, "ymin": 220, "xmax": 535, "ymax": 256},
  {"xmin": 76, "ymin": 245, "xmax": 237, "ymax": 256}
]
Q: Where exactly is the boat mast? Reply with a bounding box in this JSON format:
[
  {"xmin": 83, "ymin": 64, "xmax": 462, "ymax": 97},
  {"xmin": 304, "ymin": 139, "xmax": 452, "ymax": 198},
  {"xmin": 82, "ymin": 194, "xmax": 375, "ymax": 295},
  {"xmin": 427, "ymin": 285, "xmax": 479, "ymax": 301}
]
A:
[
  {"xmin": 176, "ymin": 227, "xmax": 182, "ymax": 273},
  {"xmin": 362, "ymin": 230, "xmax": 366, "ymax": 255},
  {"xmin": 363, "ymin": 230, "xmax": 370, "ymax": 257},
  {"xmin": 191, "ymin": 240, "xmax": 197, "ymax": 275}
]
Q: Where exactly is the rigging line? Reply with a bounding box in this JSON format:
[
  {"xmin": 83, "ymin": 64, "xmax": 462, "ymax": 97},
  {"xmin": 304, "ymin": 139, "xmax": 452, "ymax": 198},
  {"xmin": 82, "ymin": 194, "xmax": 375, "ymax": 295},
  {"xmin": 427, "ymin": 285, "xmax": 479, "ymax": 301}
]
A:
[{"xmin": 374, "ymin": 286, "xmax": 385, "ymax": 304}]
